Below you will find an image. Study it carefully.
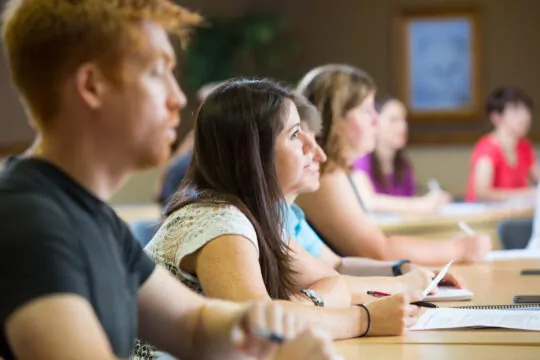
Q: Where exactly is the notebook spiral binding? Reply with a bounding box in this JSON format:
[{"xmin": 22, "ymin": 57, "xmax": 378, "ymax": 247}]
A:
[{"xmin": 452, "ymin": 304, "xmax": 540, "ymax": 310}]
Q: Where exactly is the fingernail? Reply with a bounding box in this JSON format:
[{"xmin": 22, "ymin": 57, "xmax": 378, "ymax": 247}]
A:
[{"xmin": 231, "ymin": 326, "xmax": 245, "ymax": 347}]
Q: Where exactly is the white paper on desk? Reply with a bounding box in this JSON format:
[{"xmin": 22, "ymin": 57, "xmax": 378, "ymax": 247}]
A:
[
  {"xmin": 424, "ymin": 287, "xmax": 474, "ymax": 302},
  {"xmin": 368, "ymin": 213, "xmax": 403, "ymax": 225},
  {"xmin": 411, "ymin": 308, "xmax": 540, "ymax": 331},
  {"xmin": 486, "ymin": 249, "xmax": 540, "ymax": 261},
  {"xmin": 439, "ymin": 203, "xmax": 488, "ymax": 216}
]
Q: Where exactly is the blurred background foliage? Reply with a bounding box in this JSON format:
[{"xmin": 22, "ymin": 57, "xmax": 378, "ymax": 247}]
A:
[{"xmin": 182, "ymin": 12, "xmax": 295, "ymax": 93}]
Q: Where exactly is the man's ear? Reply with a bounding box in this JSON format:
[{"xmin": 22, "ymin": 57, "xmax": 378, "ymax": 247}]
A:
[{"xmin": 74, "ymin": 63, "xmax": 108, "ymax": 109}]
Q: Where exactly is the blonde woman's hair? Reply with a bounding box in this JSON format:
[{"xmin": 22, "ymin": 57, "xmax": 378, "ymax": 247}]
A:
[
  {"xmin": 291, "ymin": 93, "xmax": 322, "ymax": 136},
  {"xmin": 296, "ymin": 64, "xmax": 375, "ymax": 173}
]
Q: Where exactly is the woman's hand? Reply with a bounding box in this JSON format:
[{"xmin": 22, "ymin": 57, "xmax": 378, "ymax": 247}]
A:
[
  {"xmin": 231, "ymin": 302, "xmax": 343, "ymax": 360},
  {"xmin": 436, "ymin": 271, "xmax": 466, "ymax": 289},
  {"xmin": 453, "ymin": 234, "xmax": 492, "ymax": 263},
  {"xmin": 419, "ymin": 190, "xmax": 452, "ymax": 212},
  {"xmin": 271, "ymin": 329, "xmax": 342, "ymax": 360},
  {"xmin": 400, "ymin": 263, "xmax": 467, "ymax": 292},
  {"xmin": 364, "ymin": 293, "xmax": 424, "ymax": 336},
  {"xmin": 399, "ymin": 267, "xmax": 433, "ymax": 294},
  {"xmin": 231, "ymin": 302, "xmax": 305, "ymax": 358}
]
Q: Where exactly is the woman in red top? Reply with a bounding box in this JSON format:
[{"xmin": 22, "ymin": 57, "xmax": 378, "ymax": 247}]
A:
[{"xmin": 466, "ymin": 86, "xmax": 539, "ymax": 202}]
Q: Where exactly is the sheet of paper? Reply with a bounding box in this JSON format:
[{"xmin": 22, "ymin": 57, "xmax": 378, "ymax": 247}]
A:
[
  {"xmin": 439, "ymin": 203, "xmax": 489, "ymax": 216},
  {"xmin": 424, "ymin": 287, "xmax": 473, "ymax": 302},
  {"xmin": 368, "ymin": 213, "xmax": 403, "ymax": 225},
  {"xmin": 423, "ymin": 260, "xmax": 453, "ymax": 298},
  {"xmin": 439, "ymin": 199, "xmax": 535, "ymax": 217},
  {"xmin": 411, "ymin": 308, "xmax": 540, "ymax": 331},
  {"xmin": 486, "ymin": 249, "xmax": 540, "ymax": 261}
]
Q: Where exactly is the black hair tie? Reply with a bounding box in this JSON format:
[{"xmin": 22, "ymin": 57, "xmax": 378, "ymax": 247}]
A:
[{"xmin": 357, "ymin": 304, "xmax": 371, "ymax": 337}]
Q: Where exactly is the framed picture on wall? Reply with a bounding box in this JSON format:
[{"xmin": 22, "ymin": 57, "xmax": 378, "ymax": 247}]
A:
[{"xmin": 395, "ymin": 7, "xmax": 482, "ymax": 124}]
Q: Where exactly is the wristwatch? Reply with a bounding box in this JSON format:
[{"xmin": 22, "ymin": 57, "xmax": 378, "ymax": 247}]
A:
[
  {"xmin": 392, "ymin": 259, "xmax": 411, "ymax": 276},
  {"xmin": 300, "ymin": 289, "xmax": 325, "ymax": 307}
]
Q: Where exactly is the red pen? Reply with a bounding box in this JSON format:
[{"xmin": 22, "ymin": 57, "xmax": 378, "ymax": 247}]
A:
[{"xmin": 367, "ymin": 291, "xmax": 438, "ymax": 308}]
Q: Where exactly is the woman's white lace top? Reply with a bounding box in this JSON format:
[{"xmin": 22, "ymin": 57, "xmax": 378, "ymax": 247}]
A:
[{"xmin": 145, "ymin": 202, "xmax": 259, "ymax": 293}]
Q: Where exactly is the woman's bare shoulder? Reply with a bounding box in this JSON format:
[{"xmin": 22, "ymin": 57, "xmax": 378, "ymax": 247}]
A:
[{"xmin": 318, "ymin": 170, "xmax": 353, "ymax": 192}]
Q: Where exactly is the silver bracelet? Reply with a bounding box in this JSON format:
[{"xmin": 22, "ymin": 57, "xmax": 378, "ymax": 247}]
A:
[{"xmin": 300, "ymin": 289, "xmax": 325, "ymax": 307}]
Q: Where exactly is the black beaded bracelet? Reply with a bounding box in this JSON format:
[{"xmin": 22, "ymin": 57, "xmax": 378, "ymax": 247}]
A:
[{"xmin": 357, "ymin": 304, "xmax": 371, "ymax": 337}]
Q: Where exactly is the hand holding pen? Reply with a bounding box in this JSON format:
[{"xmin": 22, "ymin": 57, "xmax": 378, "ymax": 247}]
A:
[
  {"xmin": 367, "ymin": 291, "xmax": 438, "ymax": 308},
  {"xmin": 361, "ymin": 293, "xmax": 424, "ymax": 336},
  {"xmin": 269, "ymin": 329, "xmax": 344, "ymax": 360},
  {"xmin": 367, "ymin": 260, "xmax": 454, "ymax": 309},
  {"xmin": 455, "ymin": 221, "xmax": 492, "ymax": 262},
  {"xmin": 235, "ymin": 303, "xmax": 342, "ymax": 360},
  {"xmin": 458, "ymin": 221, "xmax": 475, "ymax": 236}
]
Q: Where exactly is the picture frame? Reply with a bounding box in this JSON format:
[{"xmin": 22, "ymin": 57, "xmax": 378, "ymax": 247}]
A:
[{"xmin": 395, "ymin": 7, "xmax": 482, "ymax": 125}]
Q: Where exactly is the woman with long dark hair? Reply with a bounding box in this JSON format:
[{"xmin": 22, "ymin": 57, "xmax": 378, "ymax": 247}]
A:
[{"xmin": 134, "ymin": 79, "xmax": 419, "ymax": 358}]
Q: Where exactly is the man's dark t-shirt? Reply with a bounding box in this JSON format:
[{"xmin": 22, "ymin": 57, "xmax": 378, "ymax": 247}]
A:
[{"xmin": 0, "ymin": 157, "xmax": 156, "ymax": 359}]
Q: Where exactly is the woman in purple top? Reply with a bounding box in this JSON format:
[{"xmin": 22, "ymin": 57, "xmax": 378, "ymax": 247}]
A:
[
  {"xmin": 354, "ymin": 154, "xmax": 415, "ymax": 196},
  {"xmin": 352, "ymin": 95, "xmax": 451, "ymax": 214}
]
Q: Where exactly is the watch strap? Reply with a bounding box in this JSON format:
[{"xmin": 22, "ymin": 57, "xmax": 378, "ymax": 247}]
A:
[{"xmin": 392, "ymin": 259, "xmax": 411, "ymax": 276}]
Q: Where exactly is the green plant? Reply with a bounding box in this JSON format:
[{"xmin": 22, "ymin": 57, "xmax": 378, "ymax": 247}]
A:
[{"xmin": 182, "ymin": 13, "xmax": 293, "ymax": 93}]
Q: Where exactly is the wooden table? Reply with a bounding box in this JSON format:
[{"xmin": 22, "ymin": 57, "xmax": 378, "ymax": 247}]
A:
[
  {"xmin": 113, "ymin": 202, "xmax": 534, "ymax": 250},
  {"xmin": 373, "ymin": 202, "xmax": 534, "ymax": 249},
  {"xmin": 335, "ymin": 259, "xmax": 540, "ymax": 359},
  {"xmin": 335, "ymin": 344, "xmax": 540, "ymax": 360}
]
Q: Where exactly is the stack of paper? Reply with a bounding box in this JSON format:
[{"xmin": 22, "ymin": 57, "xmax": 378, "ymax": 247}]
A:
[
  {"xmin": 486, "ymin": 249, "xmax": 540, "ymax": 261},
  {"xmin": 439, "ymin": 203, "xmax": 488, "ymax": 217},
  {"xmin": 411, "ymin": 308, "xmax": 540, "ymax": 331},
  {"xmin": 420, "ymin": 261, "xmax": 473, "ymax": 302},
  {"xmin": 424, "ymin": 287, "xmax": 474, "ymax": 302}
]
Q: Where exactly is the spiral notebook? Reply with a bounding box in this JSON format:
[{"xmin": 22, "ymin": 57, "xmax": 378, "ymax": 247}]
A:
[
  {"xmin": 452, "ymin": 304, "xmax": 540, "ymax": 310},
  {"xmin": 411, "ymin": 307, "xmax": 540, "ymax": 331}
]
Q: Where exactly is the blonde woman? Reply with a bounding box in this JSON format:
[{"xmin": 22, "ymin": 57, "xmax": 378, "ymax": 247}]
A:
[{"xmin": 295, "ymin": 65, "xmax": 492, "ymax": 265}]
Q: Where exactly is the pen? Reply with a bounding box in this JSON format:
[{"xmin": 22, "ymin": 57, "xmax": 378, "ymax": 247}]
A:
[
  {"xmin": 458, "ymin": 221, "xmax": 476, "ymax": 236},
  {"xmin": 250, "ymin": 328, "xmax": 286, "ymax": 343},
  {"xmin": 367, "ymin": 291, "xmax": 438, "ymax": 308},
  {"xmin": 422, "ymin": 260, "xmax": 453, "ymax": 298}
]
